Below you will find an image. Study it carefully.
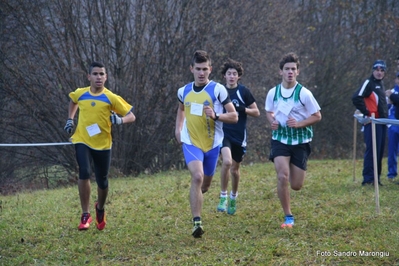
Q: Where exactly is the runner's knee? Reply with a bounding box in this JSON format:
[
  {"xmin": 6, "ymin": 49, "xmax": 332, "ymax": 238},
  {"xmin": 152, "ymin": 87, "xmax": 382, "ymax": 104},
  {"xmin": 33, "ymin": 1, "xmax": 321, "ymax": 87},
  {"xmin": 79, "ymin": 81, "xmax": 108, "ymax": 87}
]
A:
[
  {"xmin": 79, "ymin": 167, "xmax": 91, "ymax": 180},
  {"xmin": 96, "ymin": 176, "xmax": 109, "ymax": 190}
]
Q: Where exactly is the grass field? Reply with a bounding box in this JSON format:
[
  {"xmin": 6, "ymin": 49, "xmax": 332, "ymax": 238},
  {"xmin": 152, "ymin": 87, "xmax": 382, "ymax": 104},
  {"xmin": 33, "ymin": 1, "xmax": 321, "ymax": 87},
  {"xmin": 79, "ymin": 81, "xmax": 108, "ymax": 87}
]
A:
[{"xmin": 0, "ymin": 159, "xmax": 398, "ymax": 265}]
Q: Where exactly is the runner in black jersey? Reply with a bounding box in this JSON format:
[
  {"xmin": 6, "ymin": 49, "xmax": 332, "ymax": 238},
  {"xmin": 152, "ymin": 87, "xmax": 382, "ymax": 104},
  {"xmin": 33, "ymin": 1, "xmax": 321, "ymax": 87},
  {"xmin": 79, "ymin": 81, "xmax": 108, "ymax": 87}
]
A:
[{"xmin": 216, "ymin": 59, "xmax": 260, "ymax": 215}]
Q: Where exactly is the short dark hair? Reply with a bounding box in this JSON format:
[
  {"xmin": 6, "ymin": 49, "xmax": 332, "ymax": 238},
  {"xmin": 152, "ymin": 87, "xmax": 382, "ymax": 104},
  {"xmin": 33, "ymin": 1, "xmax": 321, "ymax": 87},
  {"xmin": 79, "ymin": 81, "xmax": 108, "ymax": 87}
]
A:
[
  {"xmin": 221, "ymin": 58, "xmax": 244, "ymax": 77},
  {"xmin": 279, "ymin": 52, "xmax": 300, "ymax": 70},
  {"xmin": 89, "ymin": 61, "xmax": 106, "ymax": 74},
  {"xmin": 191, "ymin": 50, "xmax": 211, "ymax": 66}
]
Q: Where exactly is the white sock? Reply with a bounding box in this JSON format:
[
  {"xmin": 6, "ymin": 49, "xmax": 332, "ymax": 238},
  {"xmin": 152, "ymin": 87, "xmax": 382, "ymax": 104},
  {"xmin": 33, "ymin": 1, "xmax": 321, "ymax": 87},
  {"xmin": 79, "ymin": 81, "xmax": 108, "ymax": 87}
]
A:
[
  {"xmin": 220, "ymin": 191, "xmax": 227, "ymax": 198},
  {"xmin": 230, "ymin": 191, "xmax": 238, "ymax": 200}
]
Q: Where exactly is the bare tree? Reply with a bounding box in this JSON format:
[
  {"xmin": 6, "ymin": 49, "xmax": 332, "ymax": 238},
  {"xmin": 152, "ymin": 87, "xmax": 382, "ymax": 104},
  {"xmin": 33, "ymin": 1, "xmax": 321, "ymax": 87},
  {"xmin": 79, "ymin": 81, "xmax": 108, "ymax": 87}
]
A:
[
  {"xmin": 0, "ymin": 0, "xmax": 294, "ymax": 188},
  {"xmin": 2, "ymin": 0, "xmax": 399, "ymax": 192},
  {"xmin": 297, "ymin": 0, "xmax": 399, "ymax": 158}
]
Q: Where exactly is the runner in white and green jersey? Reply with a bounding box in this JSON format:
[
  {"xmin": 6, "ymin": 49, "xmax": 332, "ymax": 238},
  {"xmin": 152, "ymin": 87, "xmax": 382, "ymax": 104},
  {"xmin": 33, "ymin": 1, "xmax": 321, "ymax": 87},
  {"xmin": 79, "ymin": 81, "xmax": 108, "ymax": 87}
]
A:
[
  {"xmin": 268, "ymin": 83, "xmax": 319, "ymax": 145},
  {"xmin": 265, "ymin": 52, "xmax": 322, "ymax": 229}
]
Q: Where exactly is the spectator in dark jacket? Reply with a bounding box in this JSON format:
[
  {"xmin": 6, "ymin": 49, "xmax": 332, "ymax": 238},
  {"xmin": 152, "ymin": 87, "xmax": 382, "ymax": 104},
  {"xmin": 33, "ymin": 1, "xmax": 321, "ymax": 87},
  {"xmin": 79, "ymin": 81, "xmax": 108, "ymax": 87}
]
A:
[{"xmin": 352, "ymin": 60, "xmax": 388, "ymax": 186}]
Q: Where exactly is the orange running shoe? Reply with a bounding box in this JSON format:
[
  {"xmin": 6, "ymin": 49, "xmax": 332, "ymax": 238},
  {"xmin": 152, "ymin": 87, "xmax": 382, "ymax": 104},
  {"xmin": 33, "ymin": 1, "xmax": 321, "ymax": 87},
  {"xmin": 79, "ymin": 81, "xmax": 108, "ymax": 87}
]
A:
[
  {"xmin": 78, "ymin": 213, "xmax": 92, "ymax": 230},
  {"xmin": 95, "ymin": 202, "xmax": 107, "ymax": 230}
]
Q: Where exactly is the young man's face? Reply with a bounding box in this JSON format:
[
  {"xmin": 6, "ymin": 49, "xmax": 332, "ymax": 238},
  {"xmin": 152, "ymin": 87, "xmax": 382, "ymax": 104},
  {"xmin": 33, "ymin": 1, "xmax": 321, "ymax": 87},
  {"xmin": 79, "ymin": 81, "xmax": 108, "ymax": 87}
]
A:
[
  {"xmin": 372, "ymin": 67, "xmax": 385, "ymax": 80},
  {"xmin": 224, "ymin": 68, "xmax": 239, "ymax": 88},
  {"xmin": 280, "ymin": 62, "xmax": 299, "ymax": 85},
  {"xmin": 190, "ymin": 61, "xmax": 212, "ymax": 86},
  {"xmin": 88, "ymin": 67, "xmax": 107, "ymax": 90}
]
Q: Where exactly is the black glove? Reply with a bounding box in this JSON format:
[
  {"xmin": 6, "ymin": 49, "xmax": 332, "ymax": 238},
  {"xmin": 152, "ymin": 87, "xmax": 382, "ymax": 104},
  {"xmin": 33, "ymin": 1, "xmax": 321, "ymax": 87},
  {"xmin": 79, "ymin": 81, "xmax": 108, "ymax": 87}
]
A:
[
  {"xmin": 110, "ymin": 112, "xmax": 123, "ymax": 125},
  {"xmin": 234, "ymin": 104, "xmax": 246, "ymax": 113},
  {"xmin": 64, "ymin": 119, "xmax": 74, "ymax": 134}
]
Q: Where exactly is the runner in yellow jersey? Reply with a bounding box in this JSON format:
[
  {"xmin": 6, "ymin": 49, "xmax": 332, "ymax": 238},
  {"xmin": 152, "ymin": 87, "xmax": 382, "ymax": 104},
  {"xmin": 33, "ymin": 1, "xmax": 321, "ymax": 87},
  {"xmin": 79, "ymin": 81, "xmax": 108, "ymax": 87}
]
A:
[
  {"xmin": 64, "ymin": 62, "xmax": 136, "ymax": 231},
  {"xmin": 175, "ymin": 50, "xmax": 238, "ymax": 238}
]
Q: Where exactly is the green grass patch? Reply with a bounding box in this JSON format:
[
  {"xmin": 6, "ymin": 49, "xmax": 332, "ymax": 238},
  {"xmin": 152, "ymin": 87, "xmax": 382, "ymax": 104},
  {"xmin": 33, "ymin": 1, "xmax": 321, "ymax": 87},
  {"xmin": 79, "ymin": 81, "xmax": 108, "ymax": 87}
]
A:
[{"xmin": 0, "ymin": 159, "xmax": 398, "ymax": 265}]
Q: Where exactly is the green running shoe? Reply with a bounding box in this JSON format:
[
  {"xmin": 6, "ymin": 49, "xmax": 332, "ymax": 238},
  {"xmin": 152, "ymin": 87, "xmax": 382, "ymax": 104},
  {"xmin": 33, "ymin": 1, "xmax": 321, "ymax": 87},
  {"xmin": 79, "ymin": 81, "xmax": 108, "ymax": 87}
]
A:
[
  {"xmin": 227, "ymin": 198, "xmax": 236, "ymax": 215},
  {"xmin": 217, "ymin": 197, "xmax": 227, "ymax": 212}
]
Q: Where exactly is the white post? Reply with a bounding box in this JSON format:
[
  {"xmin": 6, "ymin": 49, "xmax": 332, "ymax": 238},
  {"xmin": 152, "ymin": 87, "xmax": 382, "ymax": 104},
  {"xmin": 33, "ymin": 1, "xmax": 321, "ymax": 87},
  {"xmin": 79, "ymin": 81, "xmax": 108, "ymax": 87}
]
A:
[{"xmin": 371, "ymin": 113, "xmax": 380, "ymax": 214}]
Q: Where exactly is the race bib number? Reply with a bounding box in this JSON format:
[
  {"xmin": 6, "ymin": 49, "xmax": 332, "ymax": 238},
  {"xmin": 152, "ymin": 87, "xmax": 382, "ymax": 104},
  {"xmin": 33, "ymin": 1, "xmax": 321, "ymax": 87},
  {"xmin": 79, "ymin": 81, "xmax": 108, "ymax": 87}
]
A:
[
  {"xmin": 278, "ymin": 101, "xmax": 293, "ymax": 116},
  {"xmin": 190, "ymin": 102, "xmax": 204, "ymax": 116},
  {"xmin": 86, "ymin": 123, "xmax": 101, "ymax": 137}
]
